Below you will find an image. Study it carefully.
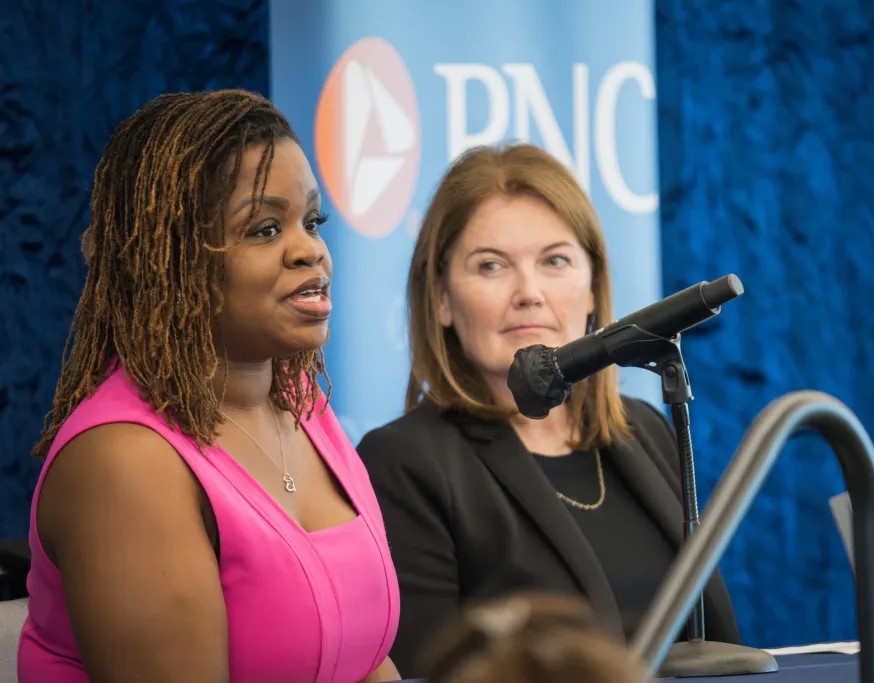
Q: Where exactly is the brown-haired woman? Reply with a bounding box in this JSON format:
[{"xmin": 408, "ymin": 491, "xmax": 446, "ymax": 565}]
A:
[
  {"xmin": 358, "ymin": 143, "xmax": 737, "ymax": 677},
  {"xmin": 18, "ymin": 90, "xmax": 399, "ymax": 683},
  {"xmin": 424, "ymin": 592, "xmax": 647, "ymax": 683}
]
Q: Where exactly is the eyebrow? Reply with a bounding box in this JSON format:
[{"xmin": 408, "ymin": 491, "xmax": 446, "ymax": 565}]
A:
[
  {"xmin": 231, "ymin": 188, "xmax": 321, "ymax": 216},
  {"xmin": 465, "ymin": 241, "xmax": 576, "ymax": 259}
]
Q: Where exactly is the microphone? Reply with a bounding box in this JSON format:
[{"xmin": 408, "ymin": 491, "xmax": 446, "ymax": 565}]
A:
[{"xmin": 507, "ymin": 274, "xmax": 744, "ymax": 418}]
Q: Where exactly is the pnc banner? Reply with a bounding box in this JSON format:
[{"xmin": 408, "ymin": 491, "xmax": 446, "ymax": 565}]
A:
[{"xmin": 270, "ymin": 1, "xmax": 661, "ymax": 443}]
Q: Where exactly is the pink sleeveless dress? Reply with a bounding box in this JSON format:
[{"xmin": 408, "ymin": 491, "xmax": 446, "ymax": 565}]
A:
[{"xmin": 18, "ymin": 366, "xmax": 400, "ymax": 683}]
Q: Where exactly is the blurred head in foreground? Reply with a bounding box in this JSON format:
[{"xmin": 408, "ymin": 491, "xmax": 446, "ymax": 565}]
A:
[{"xmin": 423, "ymin": 592, "xmax": 647, "ymax": 683}]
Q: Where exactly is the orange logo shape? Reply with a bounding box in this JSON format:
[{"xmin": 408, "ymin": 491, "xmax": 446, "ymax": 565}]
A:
[{"xmin": 315, "ymin": 38, "xmax": 420, "ymax": 238}]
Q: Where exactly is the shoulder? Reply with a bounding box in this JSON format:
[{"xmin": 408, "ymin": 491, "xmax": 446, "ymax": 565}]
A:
[
  {"xmin": 53, "ymin": 421, "xmax": 195, "ymax": 469},
  {"xmin": 621, "ymin": 395, "xmax": 674, "ymax": 439},
  {"xmin": 357, "ymin": 404, "xmax": 475, "ymax": 483},
  {"xmin": 359, "ymin": 404, "xmax": 468, "ymax": 456},
  {"xmin": 39, "ymin": 423, "xmax": 206, "ymax": 561},
  {"xmin": 44, "ymin": 364, "xmax": 203, "ymax": 500},
  {"xmin": 45, "ymin": 423, "xmax": 203, "ymax": 511},
  {"xmin": 618, "ymin": 394, "xmax": 680, "ymax": 479},
  {"xmin": 365, "ymin": 401, "xmax": 461, "ymax": 435},
  {"xmin": 49, "ymin": 366, "xmax": 156, "ymax": 453}
]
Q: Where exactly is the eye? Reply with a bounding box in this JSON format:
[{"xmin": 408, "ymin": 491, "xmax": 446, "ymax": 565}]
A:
[
  {"xmin": 304, "ymin": 211, "xmax": 330, "ymax": 235},
  {"xmin": 478, "ymin": 260, "xmax": 503, "ymax": 274},
  {"xmin": 545, "ymin": 254, "xmax": 571, "ymax": 268},
  {"xmin": 248, "ymin": 219, "xmax": 281, "ymax": 239}
]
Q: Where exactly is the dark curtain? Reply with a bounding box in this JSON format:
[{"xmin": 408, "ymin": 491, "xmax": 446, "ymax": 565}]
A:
[
  {"xmin": 0, "ymin": 0, "xmax": 269, "ymax": 538},
  {"xmin": 656, "ymin": 0, "xmax": 874, "ymax": 646}
]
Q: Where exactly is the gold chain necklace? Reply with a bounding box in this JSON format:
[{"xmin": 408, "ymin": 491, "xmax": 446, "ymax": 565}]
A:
[
  {"xmin": 555, "ymin": 449, "xmax": 605, "ymax": 511},
  {"xmin": 221, "ymin": 402, "xmax": 296, "ymax": 493}
]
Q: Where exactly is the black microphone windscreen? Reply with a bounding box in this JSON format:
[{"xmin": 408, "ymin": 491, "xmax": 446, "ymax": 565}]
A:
[{"xmin": 507, "ymin": 345, "xmax": 573, "ymax": 419}]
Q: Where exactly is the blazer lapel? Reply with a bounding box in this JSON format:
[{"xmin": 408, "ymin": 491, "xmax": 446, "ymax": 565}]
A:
[
  {"xmin": 459, "ymin": 417, "xmax": 623, "ymax": 633},
  {"xmin": 609, "ymin": 431, "xmax": 740, "ymax": 641},
  {"xmin": 608, "ymin": 434, "xmax": 685, "ymax": 549}
]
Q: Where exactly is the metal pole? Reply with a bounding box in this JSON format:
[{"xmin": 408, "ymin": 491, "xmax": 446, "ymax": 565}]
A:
[{"xmin": 631, "ymin": 391, "xmax": 874, "ymax": 682}]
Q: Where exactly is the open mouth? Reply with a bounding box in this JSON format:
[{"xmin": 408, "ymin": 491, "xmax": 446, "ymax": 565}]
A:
[
  {"xmin": 285, "ymin": 276, "xmax": 330, "ymax": 303},
  {"xmin": 282, "ymin": 276, "xmax": 332, "ymax": 319}
]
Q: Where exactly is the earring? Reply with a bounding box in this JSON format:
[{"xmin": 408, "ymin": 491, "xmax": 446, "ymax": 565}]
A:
[{"xmin": 586, "ymin": 312, "xmax": 597, "ymax": 335}]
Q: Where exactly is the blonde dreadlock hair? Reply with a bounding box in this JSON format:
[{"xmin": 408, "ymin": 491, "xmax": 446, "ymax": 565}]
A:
[{"xmin": 34, "ymin": 89, "xmax": 330, "ymax": 458}]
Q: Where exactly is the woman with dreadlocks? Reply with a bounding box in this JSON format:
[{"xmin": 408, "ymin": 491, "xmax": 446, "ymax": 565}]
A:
[{"xmin": 18, "ymin": 90, "xmax": 400, "ymax": 683}]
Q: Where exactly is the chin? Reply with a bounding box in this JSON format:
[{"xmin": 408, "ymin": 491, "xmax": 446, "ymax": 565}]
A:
[
  {"xmin": 483, "ymin": 356, "xmax": 515, "ymax": 380},
  {"xmin": 278, "ymin": 328, "xmax": 330, "ymax": 357}
]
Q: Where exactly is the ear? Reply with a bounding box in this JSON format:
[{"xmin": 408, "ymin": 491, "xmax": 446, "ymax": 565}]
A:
[
  {"xmin": 586, "ymin": 290, "xmax": 596, "ymax": 317},
  {"xmin": 437, "ymin": 284, "xmax": 453, "ymax": 328}
]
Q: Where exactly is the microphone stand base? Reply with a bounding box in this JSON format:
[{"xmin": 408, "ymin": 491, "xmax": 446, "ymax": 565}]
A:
[{"xmin": 657, "ymin": 639, "xmax": 779, "ymax": 678}]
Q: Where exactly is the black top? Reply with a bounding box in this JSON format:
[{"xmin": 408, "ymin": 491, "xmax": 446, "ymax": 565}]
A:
[
  {"xmin": 533, "ymin": 450, "xmax": 677, "ymax": 640},
  {"xmin": 358, "ymin": 397, "xmax": 739, "ymax": 678}
]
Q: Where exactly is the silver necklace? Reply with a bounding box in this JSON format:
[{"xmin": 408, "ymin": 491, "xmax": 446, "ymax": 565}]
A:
[{"xmin": 221, "ymin": 402, "xmax": 296, "ymax": 493}]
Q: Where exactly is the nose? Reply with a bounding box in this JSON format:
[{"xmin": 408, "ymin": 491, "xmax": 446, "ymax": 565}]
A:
[
  {"xmin": 283, "ymin": 228, "xmax": 327, "ymax": 270},
  {"xmin": 511, "ymin": 268, "xmax": 544, "ymax": 309}
]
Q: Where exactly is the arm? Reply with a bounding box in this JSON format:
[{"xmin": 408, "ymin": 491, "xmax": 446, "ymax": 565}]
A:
[
  {"xmin": 38, "ymin": 423, "xmax": 228, "ymax": 683},
  {"xmin": 358, "ymin": 425, "xmax": 461, "ymax": 678},
  {"xmin": 360, "ymin": 656, "xmax": 400, "ymax": 682}
]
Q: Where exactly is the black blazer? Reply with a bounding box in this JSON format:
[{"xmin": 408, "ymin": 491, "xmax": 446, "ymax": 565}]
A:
[{"xmin": 358, "ymin": 397, "xmax": 739, "ymax": 677}]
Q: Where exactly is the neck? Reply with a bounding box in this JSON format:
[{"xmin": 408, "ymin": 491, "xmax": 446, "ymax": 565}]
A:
[
  {"xmin": 486, "ymin": 373, "xmax": 575, "ymax": 456},
  {"xmin": 213, "ymin": 359, "xmax": 274, "ymax": 412},
  {"xmin": 510, "ymin": 404, "xmax": 576, "ymax": 456}
]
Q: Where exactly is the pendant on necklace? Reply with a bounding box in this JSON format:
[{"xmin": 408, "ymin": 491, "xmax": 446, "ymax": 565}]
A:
[{"xmin": 283, "ymin": 473, "xmax": 297, "ymax": 493}]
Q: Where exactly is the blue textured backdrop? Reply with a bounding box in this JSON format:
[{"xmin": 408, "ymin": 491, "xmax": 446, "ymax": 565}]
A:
[
  {"xmin": 1, "ymin": 0, "xmax": 872, "ymax": 650},
  {"xmin": 0, "ymin": 0, "xmax": 269, "ymax": 538},
  {"xmin": 656, "ymin": 0, "xmax": 874, "ymax": 646}
]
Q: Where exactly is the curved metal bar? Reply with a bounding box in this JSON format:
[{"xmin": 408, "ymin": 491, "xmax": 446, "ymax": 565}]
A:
[{"xmin": 630, "ymin": 391, "xmax": 874, "ymax": 681}]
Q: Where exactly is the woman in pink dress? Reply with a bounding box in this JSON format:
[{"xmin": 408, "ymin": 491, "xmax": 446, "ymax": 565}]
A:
[{"xmin": 18, "ymin": 89, "xmax": 400, "ymax": 683}]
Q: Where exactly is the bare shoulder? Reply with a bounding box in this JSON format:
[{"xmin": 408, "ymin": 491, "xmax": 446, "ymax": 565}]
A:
[{"xmin": 38, "ymin": 422, "xmax": 207, "ymax": 564}]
